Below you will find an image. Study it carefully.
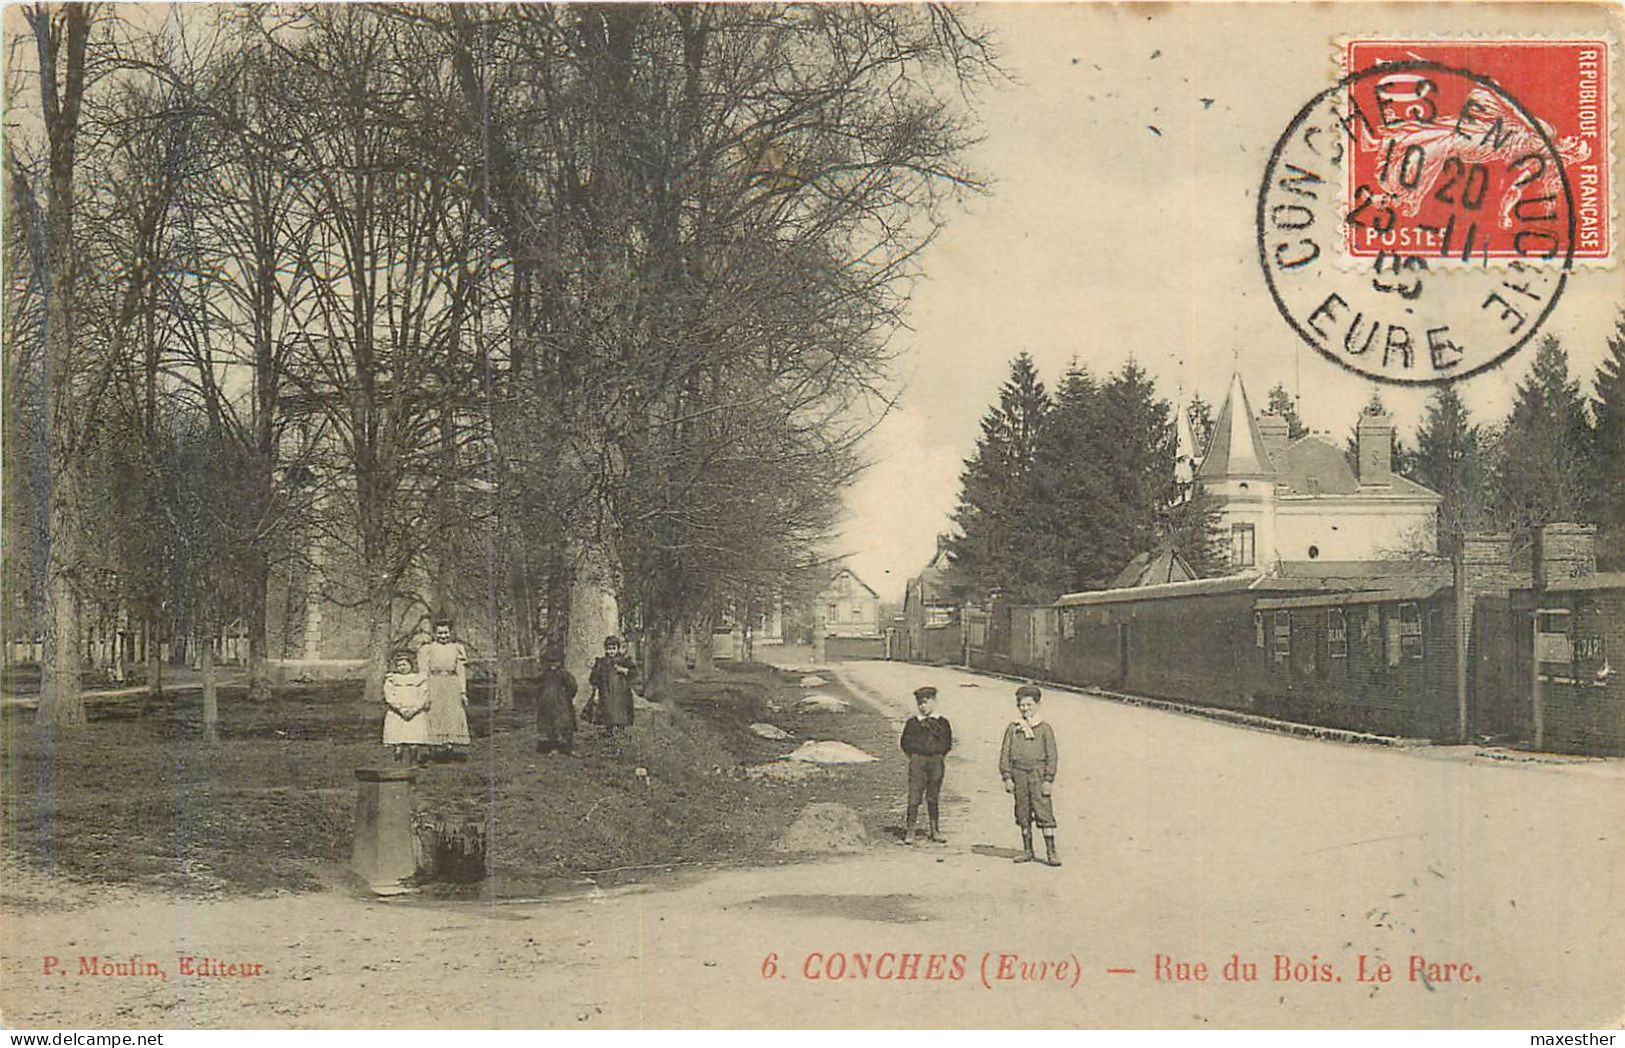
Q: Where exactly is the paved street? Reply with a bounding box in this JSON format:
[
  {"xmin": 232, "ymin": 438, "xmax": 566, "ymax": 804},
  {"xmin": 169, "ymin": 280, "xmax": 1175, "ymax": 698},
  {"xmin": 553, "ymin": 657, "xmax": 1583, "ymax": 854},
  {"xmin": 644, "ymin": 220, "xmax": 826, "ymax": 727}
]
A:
[{"xmin": 3, "ymin": 658, "xmax": 1621, "ymax": 1028}]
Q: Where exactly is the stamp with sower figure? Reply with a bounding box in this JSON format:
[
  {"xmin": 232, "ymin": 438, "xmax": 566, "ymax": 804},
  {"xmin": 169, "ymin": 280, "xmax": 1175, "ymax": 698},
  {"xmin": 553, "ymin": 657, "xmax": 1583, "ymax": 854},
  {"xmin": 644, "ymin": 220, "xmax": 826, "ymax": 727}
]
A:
[{"xmin": 1258, "ymin": 37, "xmax": 1614, "ymax": 385}]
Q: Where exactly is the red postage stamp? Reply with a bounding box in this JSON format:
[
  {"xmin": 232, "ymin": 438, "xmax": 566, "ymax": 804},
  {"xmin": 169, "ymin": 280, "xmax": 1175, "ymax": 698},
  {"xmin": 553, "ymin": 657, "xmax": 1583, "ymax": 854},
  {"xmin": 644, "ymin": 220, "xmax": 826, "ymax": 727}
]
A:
[{"xmin": 1339, "ymin": 38, "xmax": 1613, "ymax": 264}]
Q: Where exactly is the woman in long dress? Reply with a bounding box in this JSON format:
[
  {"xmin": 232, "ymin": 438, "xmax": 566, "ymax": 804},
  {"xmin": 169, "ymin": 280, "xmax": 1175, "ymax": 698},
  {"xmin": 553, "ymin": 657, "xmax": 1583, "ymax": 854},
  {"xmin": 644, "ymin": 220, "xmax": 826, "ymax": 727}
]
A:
[
  {"xmin": 417, "ymin": 619, "xmax": 471, "ymax": 757},
  {"xmin": 382, "ymin": 650, "xmax": 431, "ymax": 764},
  {"xmin": 586, "ymin": 634, "xmax": 639, "ymax": 734}
]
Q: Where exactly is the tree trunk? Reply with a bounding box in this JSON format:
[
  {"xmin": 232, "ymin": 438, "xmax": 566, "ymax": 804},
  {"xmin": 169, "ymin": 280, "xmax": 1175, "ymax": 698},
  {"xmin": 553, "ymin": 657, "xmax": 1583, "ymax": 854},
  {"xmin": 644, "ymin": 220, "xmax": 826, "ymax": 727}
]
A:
[
  {"xmin": 564, "ymin": 543, "xmax": 617, "ymax": 680},
  {"xmin": 363, "ymin": 587, "xmax": 389, "ymax": 705},
  {"xmin": 641, "ymin": 623, "xmax": 679, "ymax": 701},
  {"xmin": 483, "ymin": 490, "xmax": 516, "ymax": 710},
  {"xmin": 145, "ymin": 614, "xmax": 163, "ymax": 701},
  {"xmin": 692, "ymin": 618, "xmax": 715, "ymax": 675},
  {"xmin": 245, "ymin": 550, "xmax": 272, "ymax": 702},
  {"xmin": 491, "ymin": 579, "xmax": 516, "ymax": 710},
  {"xmin": 542, "ymin": 546, "xmax": 573, "ymax": 664},
  {"xmin": 38, "ymin": 551, "xmax": 83, "ymax": 727},
  {"xmin": 30, "ymin": 4, "xmax": 93, "ymax": 730},
  {"xmin": 200, "ymin": 628, "xmax": 219, "ymax": 742}
]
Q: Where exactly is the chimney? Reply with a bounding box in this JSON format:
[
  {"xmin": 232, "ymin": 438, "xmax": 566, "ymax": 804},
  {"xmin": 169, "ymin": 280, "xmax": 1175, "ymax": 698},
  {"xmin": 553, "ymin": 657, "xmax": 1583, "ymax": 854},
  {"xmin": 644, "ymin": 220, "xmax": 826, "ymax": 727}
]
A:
[
  {"xmin": 1356, "ymin": 407, "xmax": 1393, "ymax": 487},
  {"xmin": 1458, "ymin": 533, "xmax": 1529, "ymax": 593},
  {"xmin": 1256, "ymin": 413, "xmax": 1289, "ymax": 472},
  {"xmin": 1534, "ymin": 523, "xmax": 1596, "ymax": 589}
]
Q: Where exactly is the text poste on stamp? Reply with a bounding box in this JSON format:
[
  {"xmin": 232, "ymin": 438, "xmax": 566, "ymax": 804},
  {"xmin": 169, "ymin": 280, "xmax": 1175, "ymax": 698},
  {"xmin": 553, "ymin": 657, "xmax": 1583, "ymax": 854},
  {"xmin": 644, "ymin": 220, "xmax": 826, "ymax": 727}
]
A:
[{"xmin": 1258, "ymin": 39, "xmax": 1612, "ymax": 385}]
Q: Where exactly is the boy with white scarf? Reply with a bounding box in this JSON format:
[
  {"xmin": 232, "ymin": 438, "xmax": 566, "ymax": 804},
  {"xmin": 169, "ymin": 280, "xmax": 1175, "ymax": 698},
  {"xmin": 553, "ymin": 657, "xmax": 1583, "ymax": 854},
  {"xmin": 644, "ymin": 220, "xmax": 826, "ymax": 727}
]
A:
[{"xmin": 998, "ymin": 683, "xmax": 1061, "ymax": 866}]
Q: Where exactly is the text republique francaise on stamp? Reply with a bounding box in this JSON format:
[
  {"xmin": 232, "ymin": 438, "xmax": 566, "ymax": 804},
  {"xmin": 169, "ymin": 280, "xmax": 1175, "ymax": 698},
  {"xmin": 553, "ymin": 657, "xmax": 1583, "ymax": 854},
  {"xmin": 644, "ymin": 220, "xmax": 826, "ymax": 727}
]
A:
[{"xmin": 1258, "ymin": 38, "xmax": 1614, "ymax": 385}]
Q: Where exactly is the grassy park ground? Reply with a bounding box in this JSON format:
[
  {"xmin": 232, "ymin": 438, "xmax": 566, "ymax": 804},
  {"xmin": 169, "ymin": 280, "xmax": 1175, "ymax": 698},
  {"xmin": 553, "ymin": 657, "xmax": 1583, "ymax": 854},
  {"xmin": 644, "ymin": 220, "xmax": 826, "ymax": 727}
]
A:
[{"xmin": 1, "ymin": 660, "xmax": 901, "ymax": 902}]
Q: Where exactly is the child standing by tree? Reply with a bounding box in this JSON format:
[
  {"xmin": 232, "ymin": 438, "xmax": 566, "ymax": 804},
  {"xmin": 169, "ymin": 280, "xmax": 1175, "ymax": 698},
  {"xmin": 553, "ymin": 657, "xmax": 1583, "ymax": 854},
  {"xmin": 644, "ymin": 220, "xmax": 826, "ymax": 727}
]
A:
[
  {"xmin": 999, "ymin": 684, "xmax": 1061, "ymax": 866},
  {"xmin": 900, "ymin": 685, "xmax": 953, "ymax": 844},
  {"xmin": 586, "ymin": 635, "xmax": 639, "ymax": 735},
  {"xmin": 382, "ymin": 650, "xmax": 430, "ymax": 764},
  {"xmin": 535, "ymin": 652, "xmax": 579, "ymax": 755}
]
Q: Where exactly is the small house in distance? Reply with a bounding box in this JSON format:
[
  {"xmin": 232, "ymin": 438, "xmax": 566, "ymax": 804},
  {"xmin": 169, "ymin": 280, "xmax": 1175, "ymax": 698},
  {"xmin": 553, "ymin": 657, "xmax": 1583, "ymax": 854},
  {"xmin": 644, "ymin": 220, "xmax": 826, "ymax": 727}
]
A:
[
  {"xmin": 902, "ymin": 537, "xmax": 964, "ymax": 663},
  {"xmin": 813, "ymin": 567, "xmax": 884, "ymax": 660},
  {"xmin": 816, "ymin": 567, "xmax": 881, "ymax": 637}
]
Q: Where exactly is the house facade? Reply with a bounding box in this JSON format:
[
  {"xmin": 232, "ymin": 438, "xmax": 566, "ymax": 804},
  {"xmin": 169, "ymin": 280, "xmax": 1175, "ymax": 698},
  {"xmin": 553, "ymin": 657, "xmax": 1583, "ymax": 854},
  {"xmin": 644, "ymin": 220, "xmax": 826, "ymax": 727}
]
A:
[
  {"xmin": 1199, "ymin": 374, "xmax": 1441, "ymax": 571},
  {"xmin": 815, "ymin": 568, "xmax": 881, "ymax": 638}
]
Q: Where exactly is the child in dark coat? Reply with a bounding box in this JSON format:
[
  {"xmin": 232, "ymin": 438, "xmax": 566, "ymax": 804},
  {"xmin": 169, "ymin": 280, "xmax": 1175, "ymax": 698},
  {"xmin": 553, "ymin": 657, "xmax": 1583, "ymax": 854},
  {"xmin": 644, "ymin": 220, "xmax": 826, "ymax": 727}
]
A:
[
  {"xmin": 535, "ymin": 654, "xmax": 578, "ymax": 755},
  {"xmin": 999, "ymin": 684, "xmax": 1061, "ymax": 866},
  {"xmin": 900, "ymin": 685, "xmax": 953, "ymax": 844}
]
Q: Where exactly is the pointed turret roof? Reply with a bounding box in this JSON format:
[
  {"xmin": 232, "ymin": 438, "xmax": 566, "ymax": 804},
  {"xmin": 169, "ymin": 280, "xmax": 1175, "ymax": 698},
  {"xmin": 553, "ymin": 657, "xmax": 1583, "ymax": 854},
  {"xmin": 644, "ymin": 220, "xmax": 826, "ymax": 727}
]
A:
[
  {"xmin": 1109, "ymin": 547, "xmax": 1198, "ymax": 589},
  {"xmin": 1174, "ymin": 399, "xmax": 1199, "ymax": 486},
  {"xmin": 1198, "ymin": 373, "xmax": 1275, "ymax": 479}
]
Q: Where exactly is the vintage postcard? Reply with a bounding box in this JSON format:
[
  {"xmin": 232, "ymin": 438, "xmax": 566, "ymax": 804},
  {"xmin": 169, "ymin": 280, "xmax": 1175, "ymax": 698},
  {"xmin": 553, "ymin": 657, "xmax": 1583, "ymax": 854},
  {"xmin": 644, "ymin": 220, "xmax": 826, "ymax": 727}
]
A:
[{"xmin": 2, "ymin": 1, "xmax": 1622, "ymax": 1033}]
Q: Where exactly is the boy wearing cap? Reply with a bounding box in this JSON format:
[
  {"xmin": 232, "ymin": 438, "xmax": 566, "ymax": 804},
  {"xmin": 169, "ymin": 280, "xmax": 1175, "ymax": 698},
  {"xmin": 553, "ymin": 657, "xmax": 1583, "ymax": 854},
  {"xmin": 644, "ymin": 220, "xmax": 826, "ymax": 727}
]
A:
[
  {"xmin": 900, "ymin": 685, "xmax": 953, "ymax": 844},
  {"xmin": 999, "ymin": 684, "xmax": 1061, "ymax": 866}
]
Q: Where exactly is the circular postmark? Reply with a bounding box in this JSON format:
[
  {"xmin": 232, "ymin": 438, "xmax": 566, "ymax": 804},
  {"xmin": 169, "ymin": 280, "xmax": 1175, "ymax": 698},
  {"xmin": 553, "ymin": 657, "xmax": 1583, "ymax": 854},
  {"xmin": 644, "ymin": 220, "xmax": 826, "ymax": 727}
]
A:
[{"xmin": 1258, "ymin": 60, "xmax": 1575, "ymax": 385}]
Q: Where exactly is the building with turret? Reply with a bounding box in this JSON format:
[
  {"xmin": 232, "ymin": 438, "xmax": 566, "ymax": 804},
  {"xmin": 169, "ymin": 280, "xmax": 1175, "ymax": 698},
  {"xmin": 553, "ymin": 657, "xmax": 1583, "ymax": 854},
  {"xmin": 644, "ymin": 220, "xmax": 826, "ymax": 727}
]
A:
[{"xmin": 1198, "ymin": 375, "xmax": 1441, "ymax": 570}]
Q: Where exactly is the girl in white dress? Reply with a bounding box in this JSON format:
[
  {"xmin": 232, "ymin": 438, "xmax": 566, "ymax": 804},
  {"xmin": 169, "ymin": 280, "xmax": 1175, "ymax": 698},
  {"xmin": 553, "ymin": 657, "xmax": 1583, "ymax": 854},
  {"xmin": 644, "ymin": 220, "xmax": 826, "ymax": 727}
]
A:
[{"xmin": 382, "ymin": 650, "xmax": 431, "ymax": 763}]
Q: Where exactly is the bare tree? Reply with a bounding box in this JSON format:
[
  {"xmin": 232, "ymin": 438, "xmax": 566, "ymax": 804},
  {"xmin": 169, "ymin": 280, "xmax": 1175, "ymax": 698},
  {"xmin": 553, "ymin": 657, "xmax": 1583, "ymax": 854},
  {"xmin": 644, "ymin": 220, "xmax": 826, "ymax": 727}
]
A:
[
  {"xmin": 4, "ymin": 3, "xmax": 996, "ymax": 717},
  {"xmin": 557, "ymin": 6, "xmax": 995, "ymax": 694},
  {"xmin": 18, "ymin": 3, "xmax": 96, "ymax": 727},
  {"xmin": 264, "ymin": 6, "xmax": 485, "ymax": 701}
]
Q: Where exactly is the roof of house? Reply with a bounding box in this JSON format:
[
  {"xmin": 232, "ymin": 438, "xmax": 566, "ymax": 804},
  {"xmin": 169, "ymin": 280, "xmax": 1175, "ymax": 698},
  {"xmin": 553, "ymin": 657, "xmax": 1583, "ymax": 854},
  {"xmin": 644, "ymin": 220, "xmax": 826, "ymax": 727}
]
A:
[
  {"xmin": 1273, "ymin": 435, "xmax": 1439, "ymax": 500},
  {"xmin": 825, "ymin": 567, "xmax": 878, "ymax": 599},
  {"xmin": 1056, "ymin": 561, "xmax": 1453, "ymax": 608},
  {"xmin": 1271, "ymin": 559, "xmax": 1452, "ymax": 584},
  {"xmin": 1198, "ymin": 373, "xmax": 1274, "ymax": 480},
  {"xmin": 913, "ymin": 565, "xmax": 956, "ymax": 604},
  {"xmin": 1255, "ymin": 579, "xmax": 1452, "ymax": 610},
  {"xmin": 1110, "ymin": 548, "xmax": 1198, "ymax": 589},
  {"xmin": 1057, "ymin": 573, "xmax": 1269, "ymax": 607},
  {"xmin": 1198, "ymin": 375, "xmax": 1439, "ymax": 501},
  {"xmin": 907, "ymin": 537, "xmax": 959, "ymax": 604}
]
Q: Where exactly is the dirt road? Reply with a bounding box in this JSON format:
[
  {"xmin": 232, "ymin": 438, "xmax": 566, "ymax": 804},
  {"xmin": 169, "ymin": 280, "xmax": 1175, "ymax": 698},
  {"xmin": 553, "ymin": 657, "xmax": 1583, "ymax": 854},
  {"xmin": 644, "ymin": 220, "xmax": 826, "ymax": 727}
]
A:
[{"xmin": 3, "ymin": 658, "xmax": 1621, "ymax": 1028}]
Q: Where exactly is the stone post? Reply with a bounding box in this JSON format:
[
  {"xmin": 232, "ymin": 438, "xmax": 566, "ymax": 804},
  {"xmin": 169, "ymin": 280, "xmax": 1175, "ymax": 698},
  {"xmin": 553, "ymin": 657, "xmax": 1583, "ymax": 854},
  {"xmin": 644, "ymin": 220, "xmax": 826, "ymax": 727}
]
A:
[{"xmin": 352, "ymin": 768, "xmax": 418, "ymax": 894}]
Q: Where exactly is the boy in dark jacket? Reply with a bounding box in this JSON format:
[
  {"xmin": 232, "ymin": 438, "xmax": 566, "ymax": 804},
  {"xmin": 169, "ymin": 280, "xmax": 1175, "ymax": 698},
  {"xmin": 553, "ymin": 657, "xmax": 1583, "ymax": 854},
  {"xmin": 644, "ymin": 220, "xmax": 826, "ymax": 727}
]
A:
[
  {"xmin": 999, "ymin": 684, "xmax": 1061, "ymax": 866},
  {"xmin": 900, "ymin": 685, "xmax": 953, "ymax": 844}
]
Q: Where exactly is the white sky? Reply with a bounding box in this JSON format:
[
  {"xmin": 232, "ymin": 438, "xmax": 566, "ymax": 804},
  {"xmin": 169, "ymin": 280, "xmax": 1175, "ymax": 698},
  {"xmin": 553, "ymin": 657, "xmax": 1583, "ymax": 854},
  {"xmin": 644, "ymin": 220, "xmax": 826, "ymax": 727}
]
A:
[{"xmin": 838, "ymin": 2, "xmax": 1624, "ymax": 603}]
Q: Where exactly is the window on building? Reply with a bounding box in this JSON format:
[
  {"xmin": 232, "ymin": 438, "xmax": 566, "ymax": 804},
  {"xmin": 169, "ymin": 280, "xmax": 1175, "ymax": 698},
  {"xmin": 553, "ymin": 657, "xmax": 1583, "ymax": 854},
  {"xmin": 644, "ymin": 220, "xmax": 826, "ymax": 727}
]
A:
[
  {"xmin": 850, "ymin": 605, "xmax": 862, "ymax": 622},
  {"xmin": 926, "ymin": 606, "xmax": 952, "ymax": 628},
  {"xmin": 1535, "ymin": 609, "xmax": 1573, "ymax": 668},
  {"xmin": 1272, "ymin": 611, "xmax": 1291, "ymax": 665},
  {"xmin": 826, "ymin": 604, "xmax": 838, "ymax": 622},
  {"xmin": 1398, "ymin": 602, "xmax": 1424, "ymax": 660},
  {"xmin": 1254, "ymin": 611, "xmax": 1265, "ymax": 649},
  {"xmin": 1231, "ymin": 524, "xmax": 1257, "ymax": 568},
  {"xmin": 1329, "ymin": 608, "xmax": 1348, "ymax": 659}
]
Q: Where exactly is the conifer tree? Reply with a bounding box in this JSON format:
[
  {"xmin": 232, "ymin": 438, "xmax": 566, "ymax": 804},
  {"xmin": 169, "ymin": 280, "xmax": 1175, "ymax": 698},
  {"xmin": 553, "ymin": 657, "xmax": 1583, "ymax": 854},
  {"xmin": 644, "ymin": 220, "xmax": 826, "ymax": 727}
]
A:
[
  {"xmin": 1590, "ymin": 311, "xmax": 1625, "ymax": 568},
  {"xmin": 1030, "ymin": 363, "xmax": 1110, "ymax": 592},
  {"xmin": 1098, "ymin": 362, "xmax": 1180, "ymax": 577},
  {"xmin": 1186, "ymin": 394, "xmax": 1215, "ymax": 456},
  {"xmin": 947, "ymin": 354, "xmax": 1053, "ymax": 601},
  {"xmin": 1412, "ymin": 385, "xmax": 1490, "ymax": 557},
  {"xmin": 1494, "ymin": 335, "xmax": 1596, "ymax": 533}
]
